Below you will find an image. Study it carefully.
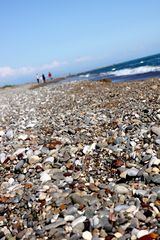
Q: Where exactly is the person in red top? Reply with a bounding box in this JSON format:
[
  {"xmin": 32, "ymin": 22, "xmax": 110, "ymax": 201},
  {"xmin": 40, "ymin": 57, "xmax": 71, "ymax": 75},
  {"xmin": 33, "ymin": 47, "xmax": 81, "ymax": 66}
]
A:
[{"xmin": 48, "ymin": 72, "xmax": 52, "ymax": 80}]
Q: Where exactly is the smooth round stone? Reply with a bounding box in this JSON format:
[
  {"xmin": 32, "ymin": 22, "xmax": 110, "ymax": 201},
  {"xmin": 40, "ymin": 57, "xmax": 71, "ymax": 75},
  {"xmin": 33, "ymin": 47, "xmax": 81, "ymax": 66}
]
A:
[
  {"xmin": 149, "ymin": 193, "xmax": 157, "ymax": 203},
  {"xmin": 82, "ymin": 231, "xmax": 92, "ymax": 240},
  {"xmin": 89, "ymin": 183, "xmax": 99, "ymax": 191},
  {"xmin": 18, "ymin": 174, "xmax": 25, "ymax": 182},
  {"xmin": 155, "ymin": 139, "xmax": 160, "ymax": 145},
  {"xmin": 72, "ymin": 216, "xmax": 86, "ymax": 228},
  {"xmin": 72, "ymin": 222, "xmax": 85, "ymax": 234},
  {"xmin": 6, "ymin": 129, "xmax": 14, "ymax": 139},
  {"xmin": 127, "ymin": 168, "xmax": 139, "ymax": 177},
  {"xmin": 26, "ymin": 149, "xmax": 33, "ymax": 158},
  {"xmin": 65, "ymin": 176, "xmax": 73, "ymax": 184},
  {"xmin": 18, "ymin": 134, "xmax": 28, "ymax": 140},
  {"xmin": 39, "ymin": 192, "xmax": 47, "ymax": 200},
  {"xmin": 137, "ymin": 230, "xmax": 150, "ymax": 238},
  {"xmin": 114, "ymin": 185, "xmax": 129, "ymax": 194},
  {"xmin": 126, "ymin": 205, "xmax": 137, "ymax": 213},
  {"xmin": 65, "ymin": 206, "xmax": 78, "ymax": 215},
  {"xmin": 142, "ymin": 154, "xmax": 152, "ymax": 162},
  {"xmin": 120, "ymin": 171, "xmax": 127, "ymax": 179},
  {"xmin": 135, "ymin": 211, "xmax": 146, "ymax": 221},
  {"xmin": 114, "ymin": 232, "xmax": 123, "ymax": 238},
  {"xmin": 151, "ymin": 174, "xmax": 160, "ymax": 184},
  {"xmin": 15, "ymin": 160, "xmax": 25, "ymax": 171},
  {"xmin": 100, "ymin": 217, "xmax": 113, "ymax": 232},
  {"xmin": 64, "ymin": 215, "xmax": 75, "ymax": 222},
  {"xmin": 151, "ymin": 126, "xmax": 160, "ymax": 136},
  {"xmin": 0, "ymin": 153, "xmax": 6, "ymax": 164},
  {"xmin": 149, "ymin": 158, "xmax": 160, "ymax": 167},
  {"xmin": 0, "ymin": 130, "xmax": 5, "ymax": 136},
  {"xmin": 8, "ymin": 178, "xmax": 14, "ymax": 185},
  {"xmin": 90, "ymin": 216, "xmax": 99, "ymax": 228},
  {"xmin": 40, "ymin": 171, "xmax": 51, "ymax": 182},
  {"xmin": 44, "ymin": 157, "xmax": 54, "ymax": 164},
  {"xmin": 14, "ymin": 148, "xmax": 26, "ymax": 156},
  {"xmin": 85, "ymin": 208, "xmax": 95, "ymax": 218},
  {"xmin": 114, "ymin": 204, "xmax": 129, "ymax": 212},
  {"xmin": 70, "ymin": 193, "xmax": 87, "ymax": 206},
  {"xmin": 29, "ymin": 155, "xmax": 40, "ymax": 165}
]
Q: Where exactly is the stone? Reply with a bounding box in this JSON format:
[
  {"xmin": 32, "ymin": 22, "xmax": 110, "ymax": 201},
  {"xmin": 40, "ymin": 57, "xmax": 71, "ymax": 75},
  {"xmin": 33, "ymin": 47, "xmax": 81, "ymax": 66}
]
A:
[
  {"xmin": 82, "ymin": 231, "xmax": 92, "ymax": 240},
  {"xmin": 114, "ymin": 185, "xmax": 129, "ymax": 194},
  {"xmin": 40, "ymin": 171, "xmax": 51, "ymax": 182},
  {"xmin": 28, "ymin": 155, "xmax": 40, "ymax": 164},
  {"xmin": 0, "ymin": 153, "xmax": 6, "ymax": 164},
  {"xmin": 72, "ymin": 216, "xmax": 87, "ymax": 228},
  {"xmin": 151, "ymin": 174, "xmax": 160, "ymax": 184},
  {"xmin": 127, "ymin": 168, "xmax": 139, "ymax": 177},
  {"xmin": 15, "ymin": 160, "xmax": 25, "ymax": 171},
  {"xmin": 151, "ymin": 126, "xmax": 160, "ymax": 136},
  {"xmin": 64, "ymin": 215, "xmax": 75, "ymax": 222},
  {"xmin": 5, "ymin": 129, "xmax": 14, "ymax": 139},
  {"xmin": 44, "ymin": 219, "xmax": 66, "ymax": 230}
]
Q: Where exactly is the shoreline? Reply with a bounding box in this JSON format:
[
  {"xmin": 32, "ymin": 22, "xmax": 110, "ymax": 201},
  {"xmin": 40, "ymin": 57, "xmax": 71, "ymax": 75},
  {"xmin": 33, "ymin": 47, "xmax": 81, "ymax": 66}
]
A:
[{"xmin": 0, "ymin": 76, "xmax": 159, "ymax": 92}]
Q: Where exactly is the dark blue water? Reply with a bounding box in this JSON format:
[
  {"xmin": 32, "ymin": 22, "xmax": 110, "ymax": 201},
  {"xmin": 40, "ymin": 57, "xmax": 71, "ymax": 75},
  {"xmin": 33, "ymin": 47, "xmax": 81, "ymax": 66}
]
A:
[{"xmin": 66, "ymin": 53, "xmax": 160, "ymax": 83}]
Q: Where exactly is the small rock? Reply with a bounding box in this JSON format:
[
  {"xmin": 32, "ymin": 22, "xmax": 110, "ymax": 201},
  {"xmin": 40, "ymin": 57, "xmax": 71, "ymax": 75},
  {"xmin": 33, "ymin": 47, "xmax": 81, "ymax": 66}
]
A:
[
  {"xmin": 151, "ymin": 126, "xmax": 160, "ymax": 136},
  {"xmin": 0, "ymin": 153, "xmax": 6, "ymax": 164},
  {"xmin": 40, "ymin": 171, "xmax": 51, "ymax": 182},
  {"xmin": 39, "ymin": 192, "xmax": 47, "ymax": 200},
  {"xmin": 114, "ymin": 185, "xmax": 129, "ymax": 194},
  {"xmin": 82, "ymin": 231, "xmax": 92, "ymax": 240},
  {"xmin": 127, "ymin": 168, "xmax": 139, "ymax": 177},
  {"xmin": 64, "ymin": 215, "xmax": 75, "ymax": 222},
  {"xmin": 29, "ymin": 155, "xmax": 40, "ymax": 165},
  {"xmin": 72, "ymin": 216, "xmax": 87, "ymax": 228},
  {"xmin": 44, "ymin": 219, "xmax": 66, "ymax": 230},
  {"xmin": 17, "ymin": 174, "xmax": 25, "ymax": 182},
  {"xmin": 151, "ymin": 174, "xmax": 160, "ymax": 184},
  {"xmin": 15, "ymin": 160, "xmax": 25, "ymax": 171},
  {"xmin": 6, "ymin": 129, "xmax": 14, "ymax": 139}
]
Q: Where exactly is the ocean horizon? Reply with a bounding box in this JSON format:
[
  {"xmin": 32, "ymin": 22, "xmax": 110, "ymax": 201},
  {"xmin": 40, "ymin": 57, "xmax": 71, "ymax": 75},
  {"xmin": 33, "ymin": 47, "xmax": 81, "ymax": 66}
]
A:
[{"xmin": 65, "ymin": 53, "xmax": 160, "ymax": 83}]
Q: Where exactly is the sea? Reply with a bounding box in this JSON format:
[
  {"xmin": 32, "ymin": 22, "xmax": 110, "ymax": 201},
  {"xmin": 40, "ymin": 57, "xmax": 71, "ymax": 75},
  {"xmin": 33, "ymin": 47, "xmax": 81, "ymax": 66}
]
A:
[{"xmin": 65, "ymin": 53, "xmax": 160, "ymax": 83}]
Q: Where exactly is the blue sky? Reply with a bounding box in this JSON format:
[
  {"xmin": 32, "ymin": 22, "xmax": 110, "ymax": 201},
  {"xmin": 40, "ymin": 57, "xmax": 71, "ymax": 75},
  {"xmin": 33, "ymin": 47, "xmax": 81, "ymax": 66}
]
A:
[{"xmin": 0, "ymin": 0, "xmax": 160, "ymax": 84}]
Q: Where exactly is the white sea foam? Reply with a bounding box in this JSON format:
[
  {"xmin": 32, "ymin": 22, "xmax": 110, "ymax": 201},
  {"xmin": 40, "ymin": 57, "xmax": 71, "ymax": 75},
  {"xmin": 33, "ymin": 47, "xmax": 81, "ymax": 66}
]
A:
[
  {"xmin": 108, "ymin": 66, "xmax": 160, "ymax": 77},
  {"xmin": 79, "ymin": 74, "xmax": 90, "ymax": 78},
  {"xmin": 100, "ymin": 72, "xmax": 108, "ymax": 76}
]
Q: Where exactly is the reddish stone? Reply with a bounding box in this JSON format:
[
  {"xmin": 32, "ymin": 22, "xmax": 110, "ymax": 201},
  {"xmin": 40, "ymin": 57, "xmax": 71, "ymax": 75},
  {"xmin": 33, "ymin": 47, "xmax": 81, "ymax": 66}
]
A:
[
  {"xmin": 138, "ymin": 233, "xmax": 159, "ymax": 240},
  {"xmin": 111, "ymin": 159, "xmax": 124, "ymax": 168},
  {"xmin": 46, "ymin": 139, "xmax": 62, "ymax": 149}
]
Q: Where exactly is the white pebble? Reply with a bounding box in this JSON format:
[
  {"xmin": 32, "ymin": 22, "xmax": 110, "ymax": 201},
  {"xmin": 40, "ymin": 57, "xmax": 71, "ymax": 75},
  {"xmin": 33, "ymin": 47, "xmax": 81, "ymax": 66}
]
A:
[
  {"xmin": 82, "ymin": 231, "xmax": 92, "ymax": 240},
  {"xmin": 40, "ymin": 171, "xmax": 51, "ymax": 183}
]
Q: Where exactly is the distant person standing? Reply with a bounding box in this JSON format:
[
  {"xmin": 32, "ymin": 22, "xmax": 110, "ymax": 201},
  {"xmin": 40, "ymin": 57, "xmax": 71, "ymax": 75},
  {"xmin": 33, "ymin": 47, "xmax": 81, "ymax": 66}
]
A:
[
  {"xmin": 36, "ymin": 73, "xmax": 40, "ymax": 84},
  {"xmin": 48, "ymin": 72, "xmax": 52, "ymax": 80},
  {"xmin": 42, "ymin": 73, "xmax": 46, "ymax": 83}
]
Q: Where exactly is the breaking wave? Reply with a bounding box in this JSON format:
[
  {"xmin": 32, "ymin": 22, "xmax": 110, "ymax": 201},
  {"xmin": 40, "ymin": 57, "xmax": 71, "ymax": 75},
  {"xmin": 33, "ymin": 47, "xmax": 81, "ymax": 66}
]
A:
[{"xmin": 108, "ymin": 66, "xmax": 160, "ymax": 77}]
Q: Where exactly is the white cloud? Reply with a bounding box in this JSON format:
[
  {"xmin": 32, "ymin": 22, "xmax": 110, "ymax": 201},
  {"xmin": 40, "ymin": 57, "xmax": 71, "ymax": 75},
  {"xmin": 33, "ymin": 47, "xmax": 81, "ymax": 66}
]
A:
[
  {"xmin": 42, "ymin": 60, "xmax": 61, "ymax": 69},
  {"xmin": 75, "ymin": 56, "xmax": 93, "ymax": 63},
  {"xmin": 0, "ymin": 60, "xmax": 69, "ymax": 79},
  {"xmin": 0, "ymin": 66, "xmax": 16, "ymax": 77}
]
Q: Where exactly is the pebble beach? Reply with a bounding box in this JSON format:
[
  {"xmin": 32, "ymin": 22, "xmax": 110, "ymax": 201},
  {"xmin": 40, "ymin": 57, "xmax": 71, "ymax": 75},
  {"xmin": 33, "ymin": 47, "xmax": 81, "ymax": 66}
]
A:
[{"xmin": 0, "ymin": 78, "xmax": 160, "ymax": 240}]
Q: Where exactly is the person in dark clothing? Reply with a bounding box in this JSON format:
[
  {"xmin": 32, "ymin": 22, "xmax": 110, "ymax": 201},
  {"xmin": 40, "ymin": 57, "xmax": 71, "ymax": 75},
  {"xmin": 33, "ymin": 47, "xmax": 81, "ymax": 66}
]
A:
[
  {"xmin": 42, "ymin": 74, "xmax": 46, "ymax": 83},
  {"xmin": 36, "ymin": 73, "xmax": 40, "ymax": 84}
]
